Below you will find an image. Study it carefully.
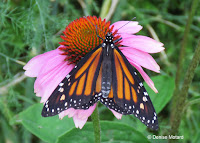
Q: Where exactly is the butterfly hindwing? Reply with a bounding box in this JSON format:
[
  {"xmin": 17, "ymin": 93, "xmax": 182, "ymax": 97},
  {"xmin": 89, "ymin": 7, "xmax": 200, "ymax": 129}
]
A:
[
  {"xmin": 110, "ymin": 46, "xmax": 158, "ymax": 130},
  {"xmin": 42, "ymin": 45, "xmax": 103, "ymax": 117},
  {"xmin": 99, "ymin": 85, "xmax": 129, "ymax": 114}
]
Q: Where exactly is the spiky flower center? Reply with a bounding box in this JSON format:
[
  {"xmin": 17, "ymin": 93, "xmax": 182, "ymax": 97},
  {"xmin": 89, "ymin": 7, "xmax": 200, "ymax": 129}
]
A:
[{"xmin": 59, "ymin": 16, "xmax": 119, "ymax": 64}]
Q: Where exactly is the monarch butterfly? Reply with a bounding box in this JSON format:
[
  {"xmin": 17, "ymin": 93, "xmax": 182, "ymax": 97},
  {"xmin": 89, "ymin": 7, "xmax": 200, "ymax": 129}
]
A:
[{"xmin": 42, "ymin": 32, "xmax": 159, "ymax": 130}]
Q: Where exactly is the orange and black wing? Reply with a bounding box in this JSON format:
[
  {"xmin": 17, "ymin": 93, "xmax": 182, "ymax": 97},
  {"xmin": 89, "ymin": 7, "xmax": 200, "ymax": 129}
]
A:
[
  {"xmin": 97, "ymin": 62, "xmax": 129, "ymax": 114},
  {"xmin": 42, "ymin": 45, "xmax": 103, "ymax": 117},
  {"xmin": 103, "ymin": 46, "xmax": 158, "ymax": 130}
]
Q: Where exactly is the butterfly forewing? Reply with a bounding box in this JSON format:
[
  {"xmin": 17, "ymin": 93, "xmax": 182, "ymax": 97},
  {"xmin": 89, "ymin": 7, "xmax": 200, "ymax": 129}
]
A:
[
  {"xmin": 42, "ymin": 46, "xmax": 103, "ymax": 117},
  {"xmin": 110, "ymin": 47, "xmax": 159, "ymax": 130}
]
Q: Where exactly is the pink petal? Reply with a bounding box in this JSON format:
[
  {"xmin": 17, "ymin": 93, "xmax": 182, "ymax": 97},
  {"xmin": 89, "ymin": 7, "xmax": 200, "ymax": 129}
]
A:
[
  {"xmin": 59, "ymin": 108, "xmax": 77, "ymax": 119},
  {"xmin": 38, "ymin": 63, "xmax": 74, "ymax": 102},
  {"xmin": 38, "ymin": 51, "xmax": 67, "ymax": 75},
  {"xmin": 73, "ymin": 104, "xmax": 97, "ymax": 129},
  {"xmin": 34, "ymin": 53, "xmax": 70, "ymax": 92},
  {"xmin": 58, "ymin": 104, "xmax": 97, "ymax": 129},
  {"xmin": 121, "ymin": 47, "xmax": 160, "ymax": 73},
  {"xmin": 120, "ymin": 34, "xmax": 165, "ymax": 53},
  {"xmin": 110, "ymin": 109, "xmax": 122, "ymax": 119},
  {"xmin": 23, "ymin": 49, "xmax": 61, "ymax": 77},
  {"xmin": 77, "ymin": 103, "xmax": 97, "ymax": 120},
  {"xmin": 130, "ymin": 62, "xmax": 158, "ymax": 93},
  {"xmin": 73, "ymin": 115, "xmax": 88, "ymax": 129},
  {"xmin": 27, "ymin": 46, "xmax": 74, "ymax": 102},
  {"xmin": 111, "ymin": 21, "xmax": 143, "ymax": 34}
]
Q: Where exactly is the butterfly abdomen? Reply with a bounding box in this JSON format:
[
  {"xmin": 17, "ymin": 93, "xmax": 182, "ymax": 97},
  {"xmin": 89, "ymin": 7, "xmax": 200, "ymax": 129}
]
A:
[{"xmin": 101, "ymin": 41, "xmax": 113, "ymax": 98}]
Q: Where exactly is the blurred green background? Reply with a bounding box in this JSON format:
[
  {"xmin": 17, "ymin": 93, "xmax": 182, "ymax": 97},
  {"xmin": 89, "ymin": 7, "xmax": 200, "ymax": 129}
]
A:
[{"xmin": 0, "ymin": 0, "xmax": 200, "ymax": 143}]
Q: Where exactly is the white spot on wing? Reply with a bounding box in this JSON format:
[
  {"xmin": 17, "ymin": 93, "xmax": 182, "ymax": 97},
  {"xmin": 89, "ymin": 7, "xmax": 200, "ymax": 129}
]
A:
[
  {"xmin": 59, "ymin": 83, "xmax": 64, "ymax": 86},
  {"xmin": 58, "ymin": 87, "xmax": 64, "ymax": 92},
  {"xmin": 139, "ymin": 82, "xmax": 143, "ymax": 87},
  {"xmin": 143, "ymin": 96, "xmax": 148, "ymax": 102},
  {"xmin": 144, "ymin": 92, "xmax": 148, "ymax": 96},
  {"xmin": 66, "ymin": 74, "xmax": 71, "ymax": 78}
]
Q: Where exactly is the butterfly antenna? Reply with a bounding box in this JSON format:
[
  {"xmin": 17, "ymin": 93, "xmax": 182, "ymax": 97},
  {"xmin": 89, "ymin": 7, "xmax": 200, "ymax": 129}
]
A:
[
  {"xmin": 84, "ymin": 16, "xmax": 104, "ymax": 40},
  {"xmin": 95, "ymin": 25, "xmax": 104, "ymax": 40},
  {"xmin": 113, "ymin": 17, "xmax": 136, "ymax": 43},
  {"xmin": 117, "ymin": 17, "xmax": 136, "ymax": 31}
]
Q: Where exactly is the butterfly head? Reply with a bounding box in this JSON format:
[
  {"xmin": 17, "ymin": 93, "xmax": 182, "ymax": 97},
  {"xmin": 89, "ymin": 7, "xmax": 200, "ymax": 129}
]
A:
[{"xmin": 104, "ymin": 32, "xmax": 114, "ymax": 43}]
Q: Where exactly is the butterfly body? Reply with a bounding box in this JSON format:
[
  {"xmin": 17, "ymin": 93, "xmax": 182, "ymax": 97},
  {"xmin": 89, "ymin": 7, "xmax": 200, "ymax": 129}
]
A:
[
  {"xmin": 42, "ymin": 32, "xmax": 159, "ymax": 130},
  {"xmin": 101, "ymin": 33, "xmax": 114, "ymax": 98}
]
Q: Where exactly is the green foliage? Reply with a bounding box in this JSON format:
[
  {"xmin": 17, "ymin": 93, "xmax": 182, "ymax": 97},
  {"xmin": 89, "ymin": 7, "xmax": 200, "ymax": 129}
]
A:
[
  {"xmin": 11, "ymin": 103, "xmax": 75, "ymax": 143},
  {"xmin": 144, "ymin": 75, "xmax": 175, "ymax": 114},
  {"xmin": 57, "ymin": 121, "xmax": 150, "ymax": 143},
  {"xmin": 0, "ymin": 0, "xmax": 200, "ymax": 143},
  {"xmin": 11, "ymin": 103, "xmax": 150, "ymax": 143}
]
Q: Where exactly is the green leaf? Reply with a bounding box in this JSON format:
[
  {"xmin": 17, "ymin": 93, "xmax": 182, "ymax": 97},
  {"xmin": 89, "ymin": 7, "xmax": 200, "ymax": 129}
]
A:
[
  {"xmin": 144, "ymin": 75, "xmax": 175, "ymax": 113},
  {"xmin": 11, "ymin": 103, "xmax": 75, "ymax": 143},
  {"xmin": 57, "ymin": 121, "xmax": 150, "ymax": 143}
]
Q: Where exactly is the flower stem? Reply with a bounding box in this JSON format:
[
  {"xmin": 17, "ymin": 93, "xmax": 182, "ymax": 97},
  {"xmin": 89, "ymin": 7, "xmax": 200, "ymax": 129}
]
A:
[
  {"xmin": 100, "ymin": 0, "xmax": 119, "ymax": 21},
  {"xmin": 169, "ymin": 40, "xmax": 200, "ymax": 140},
  {"xmin": 0, "ymin": 53, "xmax": 26, "ymax": 66},
  {"xmin": 91, "ymin": 104, "xmax": 101, "ymax": 143},
  {"xmin": 170, "ymin": 0, "xmax": 199, "ymax": 138},
  {"xmin": 174, "ymin": 0, "xmax": 198, "ymax": 89}
]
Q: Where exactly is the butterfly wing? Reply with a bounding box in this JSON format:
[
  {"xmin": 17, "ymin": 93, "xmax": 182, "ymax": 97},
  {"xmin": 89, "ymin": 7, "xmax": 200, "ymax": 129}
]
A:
[
  {"xmin": 110, "ymin": 46, "xmax": 159, "ymax": 130},
  {"xmin": 42, "ymin": 45, "xmax": 103, "ymax": 117}
]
